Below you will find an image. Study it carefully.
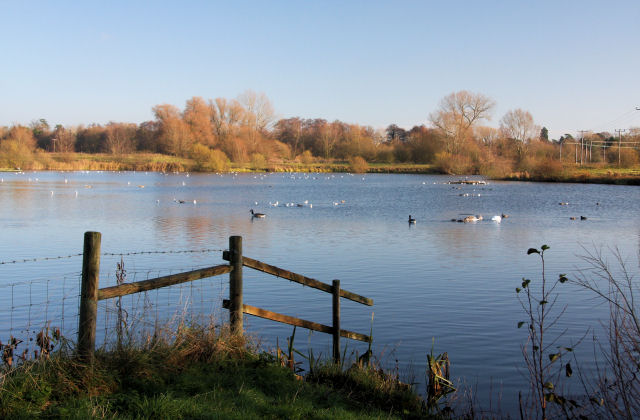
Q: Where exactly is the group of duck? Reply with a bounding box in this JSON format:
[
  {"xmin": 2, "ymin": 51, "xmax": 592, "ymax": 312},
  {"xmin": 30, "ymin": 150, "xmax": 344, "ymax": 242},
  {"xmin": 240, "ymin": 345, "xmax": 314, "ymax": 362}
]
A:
[
  {"xmin": 408, "ymin": 213, "xmax": 509, "ymax": 224},
  {"xmin": 560, "ymin": 202, "xmax": 592, "ymax": 220}
]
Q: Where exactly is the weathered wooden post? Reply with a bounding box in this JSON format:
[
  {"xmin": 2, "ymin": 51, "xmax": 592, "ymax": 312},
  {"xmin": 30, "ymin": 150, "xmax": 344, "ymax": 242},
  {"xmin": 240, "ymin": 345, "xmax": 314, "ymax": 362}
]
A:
[
  {"xmin": 332, "ymin": 279, "xmax": 341, "ymax": 363},
  {"xmin": 78, "ymin": 231, "xmax": 101, "ymax": 362},
  {"xmin": 229, "ymin": 236, "xmax": 243, "ymax": 335}
]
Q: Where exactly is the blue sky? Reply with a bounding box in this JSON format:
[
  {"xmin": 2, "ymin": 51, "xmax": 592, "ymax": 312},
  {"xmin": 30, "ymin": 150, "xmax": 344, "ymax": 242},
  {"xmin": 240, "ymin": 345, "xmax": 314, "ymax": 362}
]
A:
[{"xmin": 1, "ymin": 1, "xmax": 639, "ymax": 139}]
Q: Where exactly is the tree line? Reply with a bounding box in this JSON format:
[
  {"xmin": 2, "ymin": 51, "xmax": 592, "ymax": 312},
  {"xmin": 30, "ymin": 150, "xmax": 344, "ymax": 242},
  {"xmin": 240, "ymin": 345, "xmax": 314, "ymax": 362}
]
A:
[{"xmin": 1, "ymin": 90, "xmax": 639, "ymax": 174}]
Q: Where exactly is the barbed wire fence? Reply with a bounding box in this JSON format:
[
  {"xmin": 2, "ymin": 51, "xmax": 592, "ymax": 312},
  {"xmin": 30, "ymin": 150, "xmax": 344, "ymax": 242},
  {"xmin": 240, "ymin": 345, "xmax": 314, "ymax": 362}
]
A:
[{"xmin": 1, "ymin": 247, "xmax": 228, "ymax": 365}]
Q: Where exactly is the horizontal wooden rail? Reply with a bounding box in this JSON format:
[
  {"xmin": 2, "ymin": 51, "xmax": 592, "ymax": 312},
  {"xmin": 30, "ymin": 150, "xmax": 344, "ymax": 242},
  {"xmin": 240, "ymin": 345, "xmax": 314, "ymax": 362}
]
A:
[
  {"xmin": 223, "ymin": 252, "xmax": 373, "ymax": 306},
  {"xmin": 222, "ymin": 300, "xmax": 371, "ymax": 343},
  {"xmin": 98, "ymin": 264, "xmax": 233, "ymax": 300}
]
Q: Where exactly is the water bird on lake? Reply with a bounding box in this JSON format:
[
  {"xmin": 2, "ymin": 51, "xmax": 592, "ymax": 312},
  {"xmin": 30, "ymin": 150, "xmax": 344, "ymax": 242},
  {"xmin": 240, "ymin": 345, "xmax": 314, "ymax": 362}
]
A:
[
  {"xmin": 408, "ymin": 215, "xmax": 416, "ymax": 224},
  {"xmin": 559, "ymin": 202, "xmax": 569, "ymax": 205},
  {"xmin": 501, "ymin": 213, "xmax": 509, "ymax": 218},
  {"xmin": 250, "ymin": 209, "xmax": 266, "ymax": 218},
  {"xmin": 491, "ymin": 215, "xmax": 501, "ymax": 222},
  {"xmin": 580, "ymin": 216, "xmax": 587, "ymax": 220}
]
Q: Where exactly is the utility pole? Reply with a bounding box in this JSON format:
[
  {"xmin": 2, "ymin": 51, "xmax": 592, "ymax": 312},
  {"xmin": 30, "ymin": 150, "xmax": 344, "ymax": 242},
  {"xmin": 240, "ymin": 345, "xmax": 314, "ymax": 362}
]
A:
[
  {"xmin": 578, "ymin": 130, "xmax": 589, "ymax": 165},
  {"xmin": 614, "ymin": 129, "xmax": 626, "ymax": 166}
]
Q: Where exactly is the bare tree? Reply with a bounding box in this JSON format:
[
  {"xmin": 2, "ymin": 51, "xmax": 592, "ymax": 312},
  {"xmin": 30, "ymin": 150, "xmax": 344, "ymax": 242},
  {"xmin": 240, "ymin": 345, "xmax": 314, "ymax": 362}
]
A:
[
  {"xmin": 500, "ymin": 109, "xmax": 539, "ymax": 143},
  {"xmin": 429, "ymin": 91, "xmax": 495, "ymax": 154},
  {"xmin": 238, "ymin": 90, "xmax": 275, "ymax": 152},
  {"xmin": 210, "ymin": 97, "xmax": 245, "ymax": 145},
  {"xmin": 474, "ymin": 125, "xmax": 501, "ymax": 146},
  {"xmin": 238, "ymin": 90, "xmax": 275, "ymax": 132},
  {"xmin": 105, "ymin": 122, "xmax": 137, "ymax": 154},
  {"xmin": 53, "ymin": 125, "xmax": 77, "ymax": 153}
]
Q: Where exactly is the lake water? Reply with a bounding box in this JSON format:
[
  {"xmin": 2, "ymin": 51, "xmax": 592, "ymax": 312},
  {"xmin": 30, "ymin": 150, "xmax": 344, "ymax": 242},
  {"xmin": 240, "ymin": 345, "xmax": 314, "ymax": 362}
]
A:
[{"xmin": 1, "ymin": 171, "xmax": 639, "ymax": 415}]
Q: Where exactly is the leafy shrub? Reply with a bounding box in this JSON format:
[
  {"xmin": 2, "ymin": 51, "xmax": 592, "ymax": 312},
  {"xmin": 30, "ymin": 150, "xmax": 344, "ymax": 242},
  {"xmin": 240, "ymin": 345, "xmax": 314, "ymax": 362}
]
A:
[
  {"xmin": 349, "ymin": 156, "xmax": 368, "ymax": 173},
  {"xmin": 190, "ymin": 144, "xmax": 230, "ymax": 172}
]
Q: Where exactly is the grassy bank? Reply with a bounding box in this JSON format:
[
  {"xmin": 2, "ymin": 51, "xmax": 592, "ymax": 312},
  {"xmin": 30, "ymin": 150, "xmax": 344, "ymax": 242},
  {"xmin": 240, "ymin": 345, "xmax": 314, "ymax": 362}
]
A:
[
  {"xmin": 2, "ymin": 152, "xmax": 639, "ymax": 184},
  {"xmin": 499, "ymin": 166, "xmax": 640, "ymax": 185},
  {"xmin": 0, "ymin": 324, "xmax": 431, "ymax": 419}
]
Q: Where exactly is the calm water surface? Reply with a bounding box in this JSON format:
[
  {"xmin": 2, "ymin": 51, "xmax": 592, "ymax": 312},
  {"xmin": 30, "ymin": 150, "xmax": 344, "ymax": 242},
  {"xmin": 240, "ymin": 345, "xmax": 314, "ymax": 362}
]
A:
[{"xmin": 1, "ymin": 171, "xmax": 639, "ymax": 414}]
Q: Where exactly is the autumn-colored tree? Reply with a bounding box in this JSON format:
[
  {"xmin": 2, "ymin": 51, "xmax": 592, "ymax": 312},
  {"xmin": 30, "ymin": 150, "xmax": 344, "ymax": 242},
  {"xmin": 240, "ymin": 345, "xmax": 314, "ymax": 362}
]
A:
[
  {"xmin": 210, "ymin": 97, "xmax": 245, "ymax": 146},
  {"xmin": 183, "ymin": 96, "xmax": 216, "ymax": 147},
  {"xmin": 76, "ymin": 124, "xmax": 106, "ymax": 153},
  {"xmin": 153, "ymin": 104, "xmax": 193, "ymax": 156},
  {"xmin": 335, "ymin": 124, "xmax": 377, "ymax": 161},
  {"xmin": 274, "ymin": 117, "xmax": 303, "ymax": 158},
  {"xmin": 315, "ymin": 121, "xmax": 340, "ymax": 159},
  {"xmin": 135, "ymin": 121, "xmax": 160, "ymax": 152},
  {"xmin": 3, "ymin": 125, "xmax": 37, "ymax": 150},
  {"xmin": 30, "ymin": 119, "xmax": 52, "ymax": 149},
  {"xmin": 53, "ymin": 125, "xmax": 77, "ymax": 153},
  {"xmin": 105, "ymin": 122, "xmax": 137, "ymax": 154},
  {"xmin": 238, "ymin": 90, "xmax": 275, "ymax": 153},
  {"xmin": 405, "ymin": 126, "xmax": 443, "ymax": 163},
  {"xmin": 430, "ymin": 91, "xmax": 495, "ymax": 154}
]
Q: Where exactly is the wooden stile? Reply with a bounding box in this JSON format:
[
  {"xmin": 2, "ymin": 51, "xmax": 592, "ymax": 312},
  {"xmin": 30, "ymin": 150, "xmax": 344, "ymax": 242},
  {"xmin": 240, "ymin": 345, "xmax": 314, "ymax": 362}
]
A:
[
  {"xmin": 78, "ymin": 233, "xmax": 373, "ymax": 362},
  {"xmin": 98, "ymin": 264, "xmax": 232, "ymax": 300},
  {"xmin": 222, "ymin": 300, "xmax": 371, "ymax": 343},
  {"xmin": 223, "ymin": 254, "xmax": 373, "ymax": 306}
]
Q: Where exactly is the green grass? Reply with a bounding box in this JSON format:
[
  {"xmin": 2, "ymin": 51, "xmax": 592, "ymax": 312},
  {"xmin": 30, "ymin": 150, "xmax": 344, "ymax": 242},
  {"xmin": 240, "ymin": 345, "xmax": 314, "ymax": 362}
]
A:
[{"xmin": 0, "ymin": 324, "xmax": 432, "ymax": 419}]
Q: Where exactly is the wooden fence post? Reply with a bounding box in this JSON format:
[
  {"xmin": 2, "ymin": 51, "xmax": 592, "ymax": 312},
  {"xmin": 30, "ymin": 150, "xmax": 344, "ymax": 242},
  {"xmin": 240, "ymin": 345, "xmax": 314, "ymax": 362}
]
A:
[
  {"xmin": 78, "ymin": 231, "xmax": 101, "ymax": 362},
  {"xmin": 229, "ymin": 236, "xmax": 243, "ymax": 335},
  {"xmin": 332, "ymin": 279, "xmax": 341, "ymax": 363}
]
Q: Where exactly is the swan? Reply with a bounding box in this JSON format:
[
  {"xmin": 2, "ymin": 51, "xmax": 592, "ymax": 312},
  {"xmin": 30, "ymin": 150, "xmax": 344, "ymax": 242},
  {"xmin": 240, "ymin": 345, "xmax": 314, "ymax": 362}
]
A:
[
  {"xmin": 408, "ymin": 215, "xmax": 416, "ymax": 224},
  {"xmin": 250, "ymin": 209, "xmax": 266, "ymax": 218}
]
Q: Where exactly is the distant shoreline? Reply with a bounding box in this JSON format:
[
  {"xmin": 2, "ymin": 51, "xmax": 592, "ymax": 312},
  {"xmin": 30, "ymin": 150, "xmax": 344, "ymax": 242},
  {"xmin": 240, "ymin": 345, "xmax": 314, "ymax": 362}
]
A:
[{"xmin": 1, "ymin": 153, "xmax": 639, "ymax": 185}]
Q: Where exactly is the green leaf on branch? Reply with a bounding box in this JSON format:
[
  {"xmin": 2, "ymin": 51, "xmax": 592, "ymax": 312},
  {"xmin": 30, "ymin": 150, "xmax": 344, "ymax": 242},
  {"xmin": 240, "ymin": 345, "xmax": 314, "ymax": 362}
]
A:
[
  {"xmin": 541, "ymin": 245, "xmax": 550, "ymax": 251},
  {"xmin": 559, "ymin": 274, "xmax": 568, "ymax": 283},
  {"xmin": 516, "ymin": 287, "xmax": 521, "ymax": 293},
  {"xmin": 544, "ymin": 381, "xmax": 554, "ymax": 389},
  {"xmin": 517, "ymin": 321, "xmax": 525, "ymax": 328},
  {"xmin": 521, "ymin": 279, "xmax": 531, "ymax": 288},
  {"xmin": 527, "ymin": 248, "xmax": 540, "ymax": 255},
  {"xmin": 539, "ymin": 300, "xmax": 548, "ymax": 305},
  {"xmin": 549, "ymin": 353, "xmax": 561, "ymax": 363}
]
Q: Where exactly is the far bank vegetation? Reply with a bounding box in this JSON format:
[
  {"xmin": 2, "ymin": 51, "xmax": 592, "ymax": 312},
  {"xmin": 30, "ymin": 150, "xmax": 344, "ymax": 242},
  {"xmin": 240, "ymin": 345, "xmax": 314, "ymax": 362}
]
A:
[{"xmin": 1, "ymin": 90, "xmax": 639, "ymax": 180}]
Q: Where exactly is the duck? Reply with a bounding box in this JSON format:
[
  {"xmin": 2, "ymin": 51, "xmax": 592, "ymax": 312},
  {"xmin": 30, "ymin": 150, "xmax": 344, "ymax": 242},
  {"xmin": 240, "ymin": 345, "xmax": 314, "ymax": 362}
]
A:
[
  {"xmin": 580, "ymin": 216, "xmax": 587, "ymax": 220},
  {"xmin": 408, "ymin": 215, "xmax": 416, "ymax": 224},
  {"xmin": 250, "ymin": 209, "xmax": 266, "ymax": 218}
]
